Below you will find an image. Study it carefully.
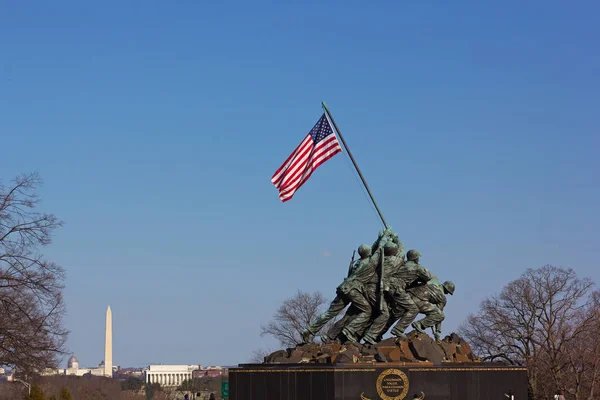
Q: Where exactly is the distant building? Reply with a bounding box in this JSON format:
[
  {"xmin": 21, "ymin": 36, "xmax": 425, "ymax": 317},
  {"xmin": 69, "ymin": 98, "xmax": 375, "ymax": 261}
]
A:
[
  {"xmin": 115, "ymin": 367, "xmax": 145, "ymax": 379},
  {"xmin": 144, "ymin": 365, "xmax": 200, "ymax": 387},
  {"xmin": 37, "ymin": 354, "xmax": 116, "ymax": 377},
  {"xmin": 62, "ymin": 366, "xmax": 105, "ymax": 377},
  {"xmin": 57, "ymin": 356, "xmax": 108, "ymax": 376},
  {"xmin": 0, "ymin": 368, "xmax": 15, "ymax": 382},
  {"xmin": 0, "ymin": 368, "xmax": 12, "ymax": 383},
  {"xmin": 67, "ymin": 355, "xmax": 80, "ymax": 369},
  {"xmin": 193, "ymin": 366, "xmax": 225, "ymax": 378}
]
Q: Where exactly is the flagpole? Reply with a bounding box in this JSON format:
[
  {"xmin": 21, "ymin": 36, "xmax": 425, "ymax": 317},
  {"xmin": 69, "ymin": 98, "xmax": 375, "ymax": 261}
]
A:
[{"xmin": 321, "ymin": 101, "xmax": 389, "ymax": 230}]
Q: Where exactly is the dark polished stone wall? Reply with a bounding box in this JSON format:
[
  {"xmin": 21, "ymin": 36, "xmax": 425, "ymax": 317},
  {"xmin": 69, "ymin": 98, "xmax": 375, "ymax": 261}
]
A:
[{"xmin": 229, "ymin": 363, "xmax": 527, "ymax": 400}]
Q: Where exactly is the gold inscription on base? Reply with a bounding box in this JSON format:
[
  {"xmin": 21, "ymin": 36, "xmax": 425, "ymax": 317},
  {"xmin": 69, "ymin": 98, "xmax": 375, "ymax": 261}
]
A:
[{"xmin": 376, "ymin": 368, "xmax": 409, "ymax": 400}]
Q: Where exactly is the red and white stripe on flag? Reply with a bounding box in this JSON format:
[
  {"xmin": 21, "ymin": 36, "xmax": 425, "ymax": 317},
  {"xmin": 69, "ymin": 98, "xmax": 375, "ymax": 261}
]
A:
[{"xmin": 271, "ymin": 113, "xmax": 342, "ymax": 202}]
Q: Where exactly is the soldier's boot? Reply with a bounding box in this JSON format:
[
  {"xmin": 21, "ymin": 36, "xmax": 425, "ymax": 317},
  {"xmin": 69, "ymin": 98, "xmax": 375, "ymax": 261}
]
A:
[
  {"xmin": 411, "ymin": 320, "xmax": 426, "ymax": 334},
  {"xmin": 341, "ymin": 327, "xmax": 360, "ymax": 344},
  {"xmin": 389, "ymin": 327, "xmax": 408, "ymax": 340},
  {"xmin": 390, "ymin": 326, "xmax": 408, "ymax": 340},
  {"xmin": 320, "ymin": 334, "xmax": 333, "ymax": 344},
  {"xmin": 362, "ymin": 334, "xmax": 378, "ymax": 345},
  {"xmin": 416, "ymin": 309, "xmax": 444, "ymax": 332},
  {"xmin": 433, "ymin": 324, "xmax": 443, "ymax": 343}
]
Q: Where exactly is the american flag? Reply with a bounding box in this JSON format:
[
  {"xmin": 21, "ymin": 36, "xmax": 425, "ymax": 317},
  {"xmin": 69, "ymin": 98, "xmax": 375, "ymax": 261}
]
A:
[{"xmin": 271, "ymin": 113, "xmax": 342, "ymax": 202}]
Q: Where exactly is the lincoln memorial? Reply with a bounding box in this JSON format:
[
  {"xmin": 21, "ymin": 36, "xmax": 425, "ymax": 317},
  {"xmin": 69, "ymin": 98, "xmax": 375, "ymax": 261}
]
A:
[{"xmin": 144, "ymin": 364, "xmax": 200, "ymax": 387}]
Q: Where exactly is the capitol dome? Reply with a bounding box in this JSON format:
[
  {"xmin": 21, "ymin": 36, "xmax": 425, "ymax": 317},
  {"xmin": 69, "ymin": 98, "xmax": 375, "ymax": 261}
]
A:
[{"xmin": 67, "ymin": 354, "xmax": 79, "ymax": 369}]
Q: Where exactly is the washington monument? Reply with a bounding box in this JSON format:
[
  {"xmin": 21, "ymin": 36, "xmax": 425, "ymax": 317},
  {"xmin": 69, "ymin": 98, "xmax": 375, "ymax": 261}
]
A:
[{"xmin": 104, "ymin": 305, "xmax": 112, "ymax": 377}]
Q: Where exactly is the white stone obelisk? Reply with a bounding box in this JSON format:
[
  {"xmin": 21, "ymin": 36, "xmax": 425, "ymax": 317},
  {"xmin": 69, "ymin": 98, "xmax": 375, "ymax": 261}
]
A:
[{"xmin": 104, "ymin": 305, "xmax": 113, "ymax": 377}]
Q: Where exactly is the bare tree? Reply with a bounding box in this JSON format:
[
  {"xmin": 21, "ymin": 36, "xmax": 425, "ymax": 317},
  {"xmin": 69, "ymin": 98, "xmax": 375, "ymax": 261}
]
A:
[
  {"xmin": 260, "ymin": 290, "xmax": 335, "ymax": 347},
  {"xmin": 459, "ymin": 265, "xmax": 596, "ymax": 400},
  {"xmin": 560, "ymin": 290, "xmax": 600, "ymax": 400},
  {"xmin": 249, "ymin": 348, "xmax": 274, "ymax": 363},
  {"xmin": 0, "ymin": 172, "xmax": 68, "ymax": 373}
]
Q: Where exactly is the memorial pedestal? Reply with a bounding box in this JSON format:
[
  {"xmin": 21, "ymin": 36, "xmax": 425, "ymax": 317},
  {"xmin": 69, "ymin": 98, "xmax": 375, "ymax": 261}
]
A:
[{"xmin": 229, "ymin": 362, "xmax": 527, "ymax": 400}]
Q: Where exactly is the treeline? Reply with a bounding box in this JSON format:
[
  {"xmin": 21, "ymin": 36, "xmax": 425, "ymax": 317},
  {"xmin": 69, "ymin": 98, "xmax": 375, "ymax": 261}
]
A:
[
  {"xmin": 0, "ymin": 375, "xmax": 222, "ymax": 400},
  {"xmin": 0, "ymin": 375, "xmax": 138, "ymax": 400}
]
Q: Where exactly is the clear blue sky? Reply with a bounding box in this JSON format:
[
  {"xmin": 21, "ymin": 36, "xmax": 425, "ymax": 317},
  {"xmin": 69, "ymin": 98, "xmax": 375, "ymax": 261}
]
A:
[{"xmin": 2, "ymin": 1, "xmax": 599, "ymax": 368}]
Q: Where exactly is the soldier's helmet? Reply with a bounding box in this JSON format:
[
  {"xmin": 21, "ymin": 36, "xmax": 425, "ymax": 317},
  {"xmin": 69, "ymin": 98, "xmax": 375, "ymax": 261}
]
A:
[
  {"xmin": 358, "ymin": 244, "xmax": 371, "ymax": 258},
  {"xmin": 383, "ymin": 243, "xmax": 398, "ymax": 256},
  {"xmin": 406, "ymin": 249, "xmax": 421, "ymax": 261},
  {"xmin": 442, "ymin": 281, "xmax": 455, "ymax": 295}
]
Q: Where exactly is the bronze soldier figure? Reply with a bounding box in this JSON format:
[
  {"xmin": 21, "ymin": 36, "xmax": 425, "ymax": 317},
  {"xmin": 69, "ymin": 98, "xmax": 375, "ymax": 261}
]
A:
[
  {"xmin": 340, "ymin": 244, "xmax": 399, "ymax": 343},
  {"xmin": 306, "ymin": 227, "xmax": 453, "ymax": 345},
  {"xmin": 322, "ymin": 229, "xmax": 399, "ymax": 343},
  {"xmin": 301, "ymin": 243, "xmax": 381, "ymax": 343},
  {"xmin": 368, "ymin": 249, "xmax": 433, "ymax": 342},
  {"xmin": 360, "ymin": 242, "xmax": 406, "ymax": 344},
  {"xmin": 409, "ymin": 276, "xmax": 455, "ymax": 341}
]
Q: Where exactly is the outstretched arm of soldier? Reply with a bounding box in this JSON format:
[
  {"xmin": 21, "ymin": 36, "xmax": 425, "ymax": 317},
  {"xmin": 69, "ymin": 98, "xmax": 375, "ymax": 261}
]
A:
[
  {"xmin": 372, "ymin": 230, "xmax": 386, "ymax": 251},
  {"xmin": 372, "ymin": 227, "xmax": 396, "ymax": 252},
  {"xmin": 369, "ymin": 248, "xmax": 382, "ymax": 265}
]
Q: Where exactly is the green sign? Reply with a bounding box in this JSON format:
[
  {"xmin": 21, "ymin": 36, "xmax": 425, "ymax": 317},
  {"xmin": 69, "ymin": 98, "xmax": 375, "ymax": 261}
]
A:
[{"xmin": 221, "ymin": 381, "xmax": 229, "ymax": 399}]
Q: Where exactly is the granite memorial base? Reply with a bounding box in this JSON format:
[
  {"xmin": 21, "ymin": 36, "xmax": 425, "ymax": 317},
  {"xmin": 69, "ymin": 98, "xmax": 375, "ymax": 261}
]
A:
[{"xmin": 229, "ymin": 362, "xmax": 528, "ymax": 400}]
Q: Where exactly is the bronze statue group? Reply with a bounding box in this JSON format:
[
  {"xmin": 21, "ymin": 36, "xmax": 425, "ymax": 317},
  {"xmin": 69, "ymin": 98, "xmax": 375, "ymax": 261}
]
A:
[{"xmin": 302, "ymin": 228, "xmax": 455, "ymax": 345}]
